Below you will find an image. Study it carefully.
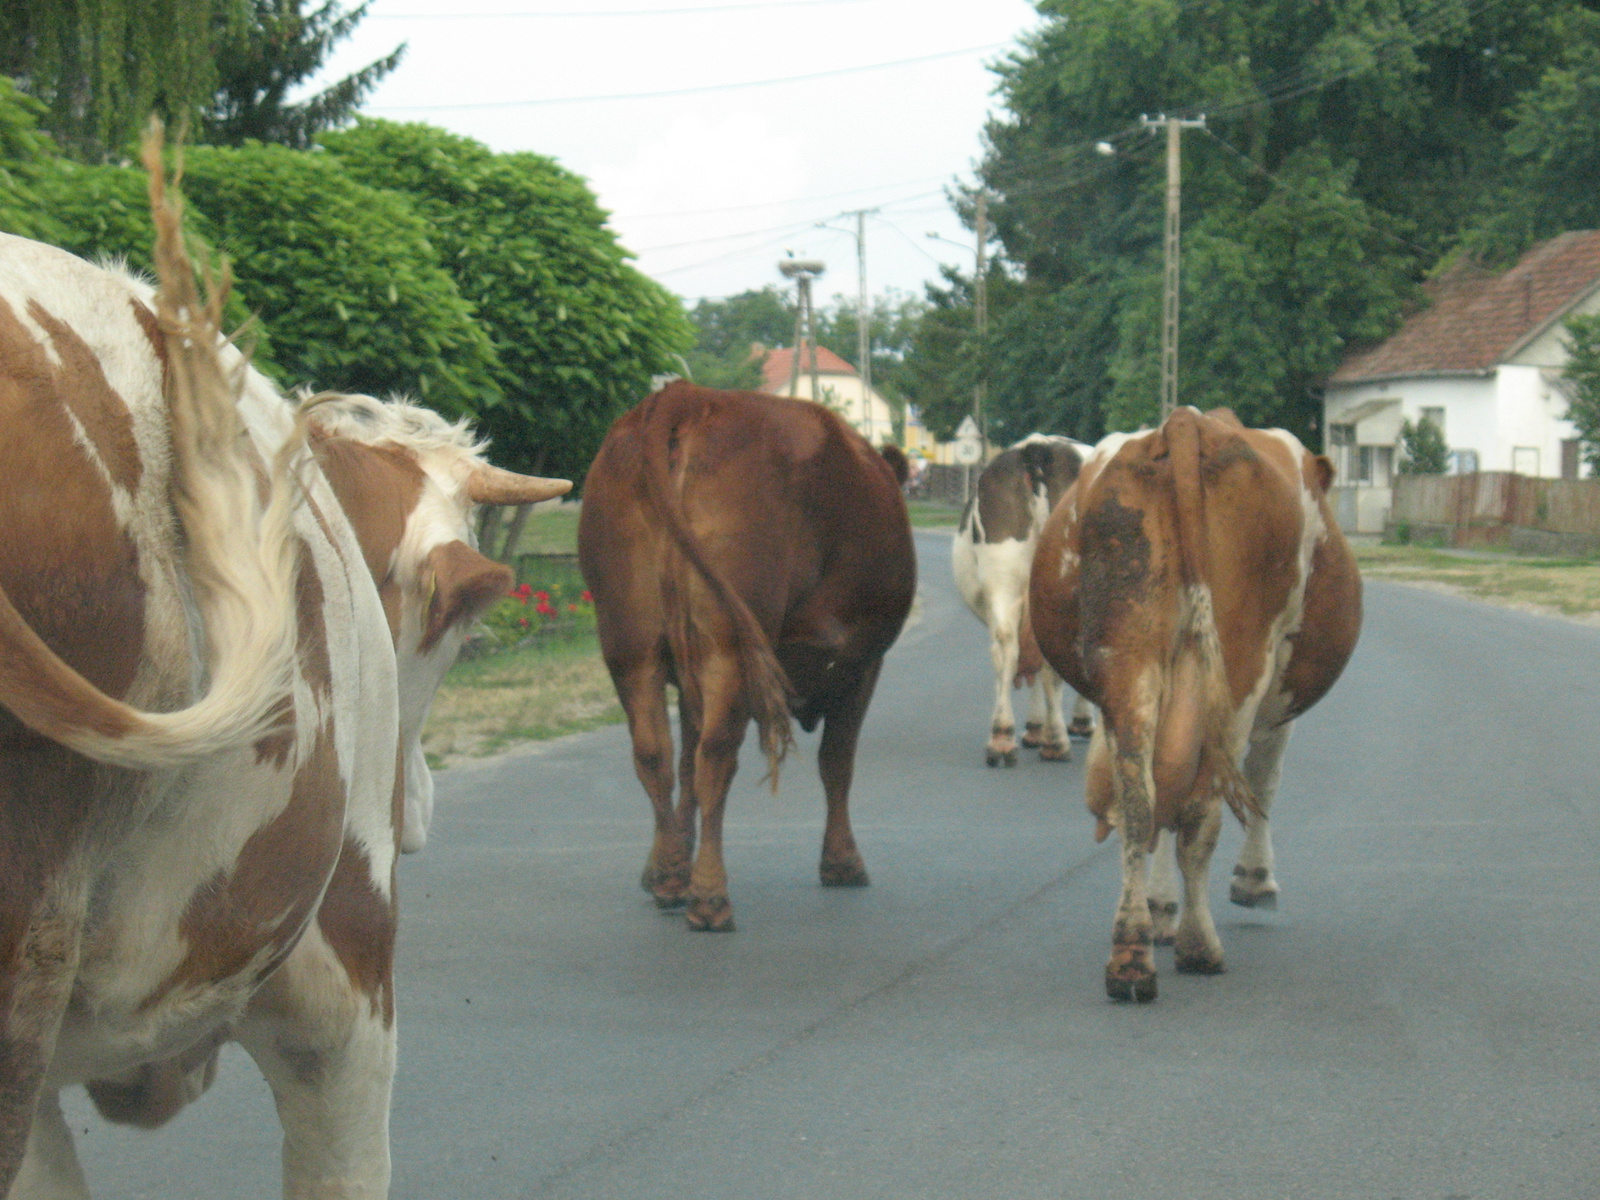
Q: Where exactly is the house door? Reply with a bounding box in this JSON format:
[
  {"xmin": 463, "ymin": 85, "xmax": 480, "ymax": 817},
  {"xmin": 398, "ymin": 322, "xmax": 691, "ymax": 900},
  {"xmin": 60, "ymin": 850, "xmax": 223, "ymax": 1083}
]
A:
[{"xmin": 1512, "ymin": 446, "xmax": 1540, "ymax": 477}]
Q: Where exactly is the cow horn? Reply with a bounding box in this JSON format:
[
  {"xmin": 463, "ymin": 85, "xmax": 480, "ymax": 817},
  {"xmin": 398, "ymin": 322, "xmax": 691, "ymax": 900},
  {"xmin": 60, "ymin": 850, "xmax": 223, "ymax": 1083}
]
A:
[{"xmin": 466, "ymin": 464, "xmax": 572, "ymax": 506}]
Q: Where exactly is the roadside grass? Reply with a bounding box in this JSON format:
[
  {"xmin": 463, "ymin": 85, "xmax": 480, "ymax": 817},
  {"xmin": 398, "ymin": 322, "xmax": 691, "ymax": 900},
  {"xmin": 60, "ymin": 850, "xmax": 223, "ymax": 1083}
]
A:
[
  {"xmin": 422, "ymin": 633, "xmax": 620, "ymax": 767},
  {"xmin": 1354, "ymin": 542, "xmax": 1600, "ymax": 620},
  {"xmin": 907, "ymin": 499, "xmax": 962, "ymax": 528}
]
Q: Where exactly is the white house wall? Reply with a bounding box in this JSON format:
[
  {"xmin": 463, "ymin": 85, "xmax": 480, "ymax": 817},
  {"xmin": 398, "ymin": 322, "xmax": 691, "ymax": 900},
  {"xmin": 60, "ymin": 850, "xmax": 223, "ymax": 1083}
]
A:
[
  {"xmin": 784, "ymin": 373, "xmax": 898, "ymax": 445},
  {"xmin": 1492, "ymin": 364, "xmax": 1577, "ymax": 477}
]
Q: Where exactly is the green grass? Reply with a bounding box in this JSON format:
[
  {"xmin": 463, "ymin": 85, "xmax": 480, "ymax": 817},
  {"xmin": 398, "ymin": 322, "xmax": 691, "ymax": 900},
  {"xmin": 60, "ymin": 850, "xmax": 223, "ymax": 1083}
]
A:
[
  {"xmin": 907, "ymin": 500, "xmax": 963, "ymax": 528},
  {"xmin": 423, "ymin": 632, "xmax": 621, "ymax": 766}
]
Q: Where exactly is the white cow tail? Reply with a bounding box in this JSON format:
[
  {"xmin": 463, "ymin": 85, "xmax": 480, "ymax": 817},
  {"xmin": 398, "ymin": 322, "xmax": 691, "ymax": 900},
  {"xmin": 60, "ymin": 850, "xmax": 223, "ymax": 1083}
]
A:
[
  {"xmin": 1165, "ymin": 408, "xmax": 1260, "ymax": 828},
  {"xmin": 0, "ymin": 125, "xmax": 301, "ymax": 771}
]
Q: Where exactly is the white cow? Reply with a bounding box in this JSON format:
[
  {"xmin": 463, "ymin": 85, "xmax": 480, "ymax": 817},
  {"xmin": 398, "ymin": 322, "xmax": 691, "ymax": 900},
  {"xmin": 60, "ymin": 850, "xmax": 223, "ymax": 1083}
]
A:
[
  {"xmin": 0, "ymin": 154, "xmax": 565, "ymax": 1198},
  {"xmin": 952, "ymin": 434, "xmax": 1094, "ymax": 766}
]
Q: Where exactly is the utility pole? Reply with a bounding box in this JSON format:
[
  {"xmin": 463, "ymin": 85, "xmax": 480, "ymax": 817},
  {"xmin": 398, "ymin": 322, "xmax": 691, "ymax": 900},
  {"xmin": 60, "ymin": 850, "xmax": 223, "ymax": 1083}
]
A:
[
  {"xmin": 973, "ymin": 189, "xmax": 989, "ymax": 453},
  {"xmin": 778, "ymin": 258, "xmax": 826, "ymax": 402},
  {"xmin": 1140, "ymin": 112, "xmax": 1206, "ymax": 421},
  {"xmin": 817, "ymin": 209, "xmax": 879, "ymax": 441}
]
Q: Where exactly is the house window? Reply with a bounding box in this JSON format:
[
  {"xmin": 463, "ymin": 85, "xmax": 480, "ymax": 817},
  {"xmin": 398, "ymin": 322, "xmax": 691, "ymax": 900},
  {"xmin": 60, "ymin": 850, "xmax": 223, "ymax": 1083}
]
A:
[
  {"xmin": 1356, "ymin": 444, "xmax": 1393, "ymax": 486},
  {"xmin": 1420, "ymin": 406, "xmax": 1446, "ymax": 440},
  {"xmin": 1328, "ymin": 424, "xmax": 1356, "ymax": 482},
  {"xmin": 1450, "ymin": 449, "xmax": 1479, "ymax": 475},
  {"xmin": 1512, "ymin": 446, "xmax": 1540, "ymax": 477}
]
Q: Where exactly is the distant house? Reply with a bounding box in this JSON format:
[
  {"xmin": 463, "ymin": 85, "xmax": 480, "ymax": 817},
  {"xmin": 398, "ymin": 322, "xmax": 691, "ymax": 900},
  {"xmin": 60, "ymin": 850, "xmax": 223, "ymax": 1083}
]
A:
[
  {"xmin": 1323, "ymin": 230, "xmax": 1600, "ymax": 533},
  {"xmin": 758, "ymin": 342, "xmax": 898, "ymax": 446}
]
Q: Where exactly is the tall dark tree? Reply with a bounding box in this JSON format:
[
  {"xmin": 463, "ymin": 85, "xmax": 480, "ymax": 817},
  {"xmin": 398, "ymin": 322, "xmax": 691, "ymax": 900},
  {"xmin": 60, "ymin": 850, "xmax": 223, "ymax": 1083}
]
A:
[
  {"xmin": 1563, "ymin": 314, "xmax": 1600, "ymax": 476},
  {"xmin": 202, "ymin": 0, "xmax": 403, "ymax": 148},
  {"xmin": 0, "ymin": 0, "xmax": 247, "ymax": 158}
]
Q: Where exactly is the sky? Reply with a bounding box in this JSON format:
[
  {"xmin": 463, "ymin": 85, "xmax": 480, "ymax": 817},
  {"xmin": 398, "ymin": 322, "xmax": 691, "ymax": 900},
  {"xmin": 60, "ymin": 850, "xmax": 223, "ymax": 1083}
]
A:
[{"xmin": 313, "ymin": 0, "xmax": 1044, "ymax": 308}]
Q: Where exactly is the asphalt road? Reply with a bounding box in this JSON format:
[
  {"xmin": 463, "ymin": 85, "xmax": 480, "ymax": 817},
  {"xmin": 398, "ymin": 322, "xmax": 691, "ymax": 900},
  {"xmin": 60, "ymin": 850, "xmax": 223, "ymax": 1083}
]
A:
[{"xmin": 66, "ymin": 531, "xmax": 1600, "ymax": 1199}]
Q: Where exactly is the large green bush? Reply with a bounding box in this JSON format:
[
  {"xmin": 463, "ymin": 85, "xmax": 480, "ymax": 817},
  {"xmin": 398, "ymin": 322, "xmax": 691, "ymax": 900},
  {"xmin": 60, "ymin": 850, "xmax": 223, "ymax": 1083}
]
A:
[
  {"xmin": 178, "ymin": 141, "xmax": 501, "ymax": 410},
  {"xmin": 321, "ymin": 119, "xmax": 693, "ymax": 480}
]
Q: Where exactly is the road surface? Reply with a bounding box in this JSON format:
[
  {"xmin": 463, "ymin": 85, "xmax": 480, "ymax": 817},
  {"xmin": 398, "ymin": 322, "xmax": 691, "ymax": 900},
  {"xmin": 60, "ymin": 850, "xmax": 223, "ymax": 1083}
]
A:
[{"xmin": 67, "ymin": 531, "xmax": 1600, "ymax": 1199}]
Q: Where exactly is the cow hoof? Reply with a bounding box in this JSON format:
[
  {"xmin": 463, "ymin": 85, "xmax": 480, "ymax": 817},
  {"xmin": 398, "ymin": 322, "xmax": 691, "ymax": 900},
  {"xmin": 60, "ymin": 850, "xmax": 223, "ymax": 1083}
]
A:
[
  {"xmin": 1068, "ymin": 718, "xmax": 1094, "ymax": 739},
  {"xmin": 640, "ymin": 866, "xmax": 689, "ymax": 908},
  {"xmin": 819, "ymin": 856, "xmax": 870, "ymax": 887},
  {"xmin": 1174, "ymin": 947, "xmax": 1226, "ymax": 975},
  {"xmin": 685, "ymin": 896, "xmax": 736, "ymax": 932},
  {"xmin": 1037, "ymin": 741, "xmax": 1071, "ymax": 762},
  {"xmin": 1105, "ymin": 966, "xmax": 1158, "ymax": 1003},
  {"xmin": 1148, "ymin": 899, "xmax": 1178, "ymax": 945},
  {"xmin": 1230, "ymin": 866, "xmax": 1278, "ymax": 909},
  {"xmin": 1020, "ymin": 722, "xmax": 1044, "ymax": 749},
  {"xmin": 986, "ymin": 748, "xmax": 1020, "ymax": 768}
]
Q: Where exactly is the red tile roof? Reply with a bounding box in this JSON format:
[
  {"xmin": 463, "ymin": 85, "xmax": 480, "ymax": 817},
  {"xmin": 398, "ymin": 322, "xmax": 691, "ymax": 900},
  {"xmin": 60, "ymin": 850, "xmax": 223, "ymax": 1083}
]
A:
[
  {"xmin": 1330, "ymin": 230, "xmax": 1600, "ymax": 383},
  {"xmin": 758, "ymin": 342, "xmax": 858, "ymax": 394}
]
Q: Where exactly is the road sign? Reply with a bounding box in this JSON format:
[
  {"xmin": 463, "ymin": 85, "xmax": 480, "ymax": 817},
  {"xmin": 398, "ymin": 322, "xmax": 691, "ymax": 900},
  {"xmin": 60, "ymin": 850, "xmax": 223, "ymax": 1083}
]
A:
[{"xmin": 953, "ymin": 437, "xmax": 983, "ymax": 466}]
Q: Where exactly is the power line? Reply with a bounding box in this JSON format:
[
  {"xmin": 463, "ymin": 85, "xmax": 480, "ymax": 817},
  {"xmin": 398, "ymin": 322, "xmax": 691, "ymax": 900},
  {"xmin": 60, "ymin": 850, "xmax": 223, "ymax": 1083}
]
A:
[{"xmin": 370, "ymin": 42, "xmax": 1008, "ymax": 111}]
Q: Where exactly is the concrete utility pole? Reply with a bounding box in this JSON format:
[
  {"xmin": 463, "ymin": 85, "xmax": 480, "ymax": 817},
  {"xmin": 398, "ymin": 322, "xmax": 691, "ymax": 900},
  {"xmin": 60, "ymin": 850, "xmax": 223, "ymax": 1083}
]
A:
[
  {"xmin": 779, "ymin": 257, "xmax": 825, "ymax": 401},
  {"xmin": 817, "ymin": 209, "xmax": 879, "ymax": 440},
  {"xmin": 1140, "ymin": 113, "xmax": 1206, "ymax": 420},
  {"xmin": 973, "ymin": 189, "xmax": 989, "ymax": 451}
]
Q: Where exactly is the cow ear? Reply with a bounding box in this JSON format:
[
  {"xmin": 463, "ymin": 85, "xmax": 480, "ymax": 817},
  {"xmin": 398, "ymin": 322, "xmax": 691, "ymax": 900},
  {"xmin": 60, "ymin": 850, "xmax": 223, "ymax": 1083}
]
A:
[
  {"xmin": 421, "ymin": 540, "xmax": 513, "ymax": 653},
  {"xmin": 879, "ymin": 444, "xmax": 910, "ymax": 485},
  {"xmin": 1310, "ymin": 454, "xmax": 1336, "ymax": 494}
]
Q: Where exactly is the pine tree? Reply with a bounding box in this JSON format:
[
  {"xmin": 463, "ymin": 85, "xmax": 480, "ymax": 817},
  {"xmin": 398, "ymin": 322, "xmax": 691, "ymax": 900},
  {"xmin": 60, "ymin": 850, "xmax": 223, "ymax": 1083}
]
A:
[{"xmin": 202, "ymin": 0, "xmax": 403, "ymax": 149}]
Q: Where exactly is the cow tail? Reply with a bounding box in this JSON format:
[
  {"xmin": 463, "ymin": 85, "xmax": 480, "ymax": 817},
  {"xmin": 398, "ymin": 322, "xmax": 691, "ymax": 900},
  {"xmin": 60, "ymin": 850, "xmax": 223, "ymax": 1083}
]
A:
[
  {"xmin": 1165, "ymin": 408, "xmax": 1259, "ymax": 829},
  {"xmin": 639, "ymin": 396, "xmax": 794, "ymax": 787},
  {"xmin": 0, "ymin": 125, "xmax": 301, "ymax": 770}
]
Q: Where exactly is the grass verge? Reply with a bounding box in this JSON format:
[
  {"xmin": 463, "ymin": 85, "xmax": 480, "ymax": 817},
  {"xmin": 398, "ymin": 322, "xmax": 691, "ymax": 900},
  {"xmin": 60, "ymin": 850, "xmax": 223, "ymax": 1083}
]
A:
[
  {"xmin": 423, "ymin": 633, "xmax": 620, "ymax": 768},
  {"xmin": 1354, "ymin": 542, "xmax": 1600, "ymax": 621}
]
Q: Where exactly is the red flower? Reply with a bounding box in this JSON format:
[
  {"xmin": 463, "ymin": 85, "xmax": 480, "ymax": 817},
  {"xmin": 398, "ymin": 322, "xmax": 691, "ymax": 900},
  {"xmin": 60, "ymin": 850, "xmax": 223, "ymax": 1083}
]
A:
[
  {"xmin": 517, "ymin": 617, "xmax": 529, "ymax": 628},
  {"xmin": 533, "ymin": 590, "xmax": 551, "ymax": 604},
  {"xmin": 568, "ymin": 602, "xmax": 579, "ymax": 613},
  {"xmin": 535, "ymin": 600, "xmax": 557, "ymax": 618},
  {"xmin": 580, "ymin": 589, "xmax": 593, "ymax": 604}
]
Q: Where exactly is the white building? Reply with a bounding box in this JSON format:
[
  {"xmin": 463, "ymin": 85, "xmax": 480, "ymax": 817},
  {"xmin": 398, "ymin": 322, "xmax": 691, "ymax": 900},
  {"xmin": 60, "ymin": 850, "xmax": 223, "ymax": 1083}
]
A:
[
  {"xmin": 1323, "ymin": 230, "xmax": 1600, "ymax": 532},
  {"xmin": 759, "ymin": 342, "xmax": 898, "ymax": 446}
]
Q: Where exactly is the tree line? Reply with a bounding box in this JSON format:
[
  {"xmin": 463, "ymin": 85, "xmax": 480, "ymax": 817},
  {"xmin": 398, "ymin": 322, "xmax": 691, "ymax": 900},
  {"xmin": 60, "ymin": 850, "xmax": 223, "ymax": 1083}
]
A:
[
  {"xmin": 897, "ymin": 0, "xmax": 1600, "ymax": 463},
  {"xmin": 0, "ymin": 1, "xmax": 692, "ymax": 484}
]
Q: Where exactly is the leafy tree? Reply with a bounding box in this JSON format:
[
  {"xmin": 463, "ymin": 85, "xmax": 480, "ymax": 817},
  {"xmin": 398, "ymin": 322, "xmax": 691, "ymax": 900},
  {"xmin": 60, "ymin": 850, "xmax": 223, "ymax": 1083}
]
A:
[
  {"xmin": 179, "ymin": 141, "xmax": 502, "ymax": 411},
  {"xmin": 682, "ymin": 286, "xmax": 793, "ymax": 389},
  {"xmin": 0, "ymin": 0, "xmax": 247, "ymax": 159},
  {"xmin": 1397, "ymin": 415, "xmax": 1449, "ymax": 475},
  {"xmin": 1564, "ymin": 314, "xmax": 1600, "ymax": 476},
  {"xmin": 202, "ymin": 0, "xmax": 403, "ymax": 149},
  {"xmin": 0, "ymin": 75, "xmax": 67, "ymax": 242},
  {"xmin": 321, "ymin": 119, "xmax": 694, "ymax": 481},
  {"xmin": 923, "ymin": 0, "xmax": 1600, "ymax": 444}
]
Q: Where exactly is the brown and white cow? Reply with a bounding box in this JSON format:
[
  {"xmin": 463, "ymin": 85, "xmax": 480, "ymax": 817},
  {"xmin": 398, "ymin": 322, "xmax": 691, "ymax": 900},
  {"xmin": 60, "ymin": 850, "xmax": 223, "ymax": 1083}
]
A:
[
  {"xmin": 0, "ymin": 171, "xmax": 564, "ymax": 1194},
  {"xmin": 578, "ymin": 381, "xmax": 915, "ymax": 932},
  {"xmin": 1030, "ymin": 407, "xmax": 1361, "ymax": 1002},
  {"xmin": 952, "ymin": 434, "xmax": 1094, "ymax": 766}
]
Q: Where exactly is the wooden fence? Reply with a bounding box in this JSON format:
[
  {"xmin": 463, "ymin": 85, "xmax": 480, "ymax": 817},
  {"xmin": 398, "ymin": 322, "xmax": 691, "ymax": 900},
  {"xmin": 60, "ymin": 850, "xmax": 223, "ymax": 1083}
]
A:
[{"xmin": 1390, "ymin": 473, "xmax": 1600, "ymax": 554}]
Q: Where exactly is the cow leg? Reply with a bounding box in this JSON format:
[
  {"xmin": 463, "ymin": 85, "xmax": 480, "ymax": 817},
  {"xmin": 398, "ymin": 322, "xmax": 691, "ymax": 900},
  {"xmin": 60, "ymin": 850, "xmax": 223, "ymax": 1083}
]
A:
[
  {"xmin": 1102, "ymin": 719, "xmax": 1159, "ymax": 1003},
  {"xmin": 236, "ymin": 929, "xmax": 395, "ymax": 1200},
  {"xmin": 617, "ymin": 659, "xmax": 689, "ymax": 908},
  {"xmin": 1067, "ymin": 695, "xmax": 1096, "ymax": 739},
  {"xmin": 9, "ymin": 1091, "xmax": 88, "ymax": 1200},
  {"xmin": 0, "ymin": 870, "xmax": 88, "ymax": 1198},
  {"xmin": 1145, "ymin": 831, "xmax": 1179, "ymax": 945},
  {"xmin": 985, "ymin": 602, "xmax": 1022, "ymax": 768},
  {"xmin": 816, "ymin": 659, "xmax": 882, "ymax": 888},
  {"xmin": 1173, "ymin": 801, "xmax": 1226, "ymax": 974},
  {"xmin": 684, "ymin": 656, "xmax": 747, "ymax": 932},
  {"xmin": 1032, "ymin": 667, "xmax": 1072, "ymax": 762},
  {"xmin": 1230, "ymin": 721, "xmax": 1293, "ymax": 910}
]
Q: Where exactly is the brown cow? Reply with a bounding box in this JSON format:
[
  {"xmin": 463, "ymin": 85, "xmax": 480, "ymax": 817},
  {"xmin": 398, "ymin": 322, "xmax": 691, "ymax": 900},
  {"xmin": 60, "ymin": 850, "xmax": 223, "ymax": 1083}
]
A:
[
  {"xmin": 1030, "ymin": 407, "xmax": 1361, "ymax": 1002},
  {"xmin": 578, "ymin": 382, "xmax": 915, "ymax": 932}
]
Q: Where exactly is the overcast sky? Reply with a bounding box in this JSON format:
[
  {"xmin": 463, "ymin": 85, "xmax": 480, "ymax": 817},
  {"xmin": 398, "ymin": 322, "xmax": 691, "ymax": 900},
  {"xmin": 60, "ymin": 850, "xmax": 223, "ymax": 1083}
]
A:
[{"xmin": 314, "ymin": 0, "xmax": 1042, "ymax": 307}]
